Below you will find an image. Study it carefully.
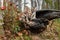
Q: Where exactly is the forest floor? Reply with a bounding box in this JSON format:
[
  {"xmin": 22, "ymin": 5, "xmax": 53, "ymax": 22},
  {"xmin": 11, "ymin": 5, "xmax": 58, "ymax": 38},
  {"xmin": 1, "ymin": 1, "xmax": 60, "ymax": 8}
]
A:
[{"xmin": 0, "ymin": 14, "xmax": 60, "ymax": 40}]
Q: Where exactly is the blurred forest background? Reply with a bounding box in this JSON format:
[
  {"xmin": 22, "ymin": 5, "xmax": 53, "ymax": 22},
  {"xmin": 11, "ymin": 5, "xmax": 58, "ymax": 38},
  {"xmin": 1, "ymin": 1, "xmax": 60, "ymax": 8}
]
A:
[{"xmin": 0, "ymin": 0, "xmax": 60, "ymax": 40}]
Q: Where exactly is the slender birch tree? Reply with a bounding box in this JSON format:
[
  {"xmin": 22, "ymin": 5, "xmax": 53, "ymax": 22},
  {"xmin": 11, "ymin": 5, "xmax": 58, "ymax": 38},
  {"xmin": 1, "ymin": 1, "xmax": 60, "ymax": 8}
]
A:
[{"xmin": 1, "ymin": 0, "xmax": 4, "ymax": 7}]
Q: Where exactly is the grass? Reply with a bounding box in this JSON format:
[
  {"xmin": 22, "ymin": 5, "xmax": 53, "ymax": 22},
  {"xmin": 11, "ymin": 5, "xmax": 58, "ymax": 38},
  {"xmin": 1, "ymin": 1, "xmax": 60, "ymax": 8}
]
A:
[
  {"xmin": 0, "ymin": 25, "xmax": 4, "ymax": 35},
  {"xmin": 0, "ymin": 19, "xmax": 60, "ymax": 40},
  {"xmin": 0, "ymin": 20, "xmax": 3, "ymax": 23},
  {"xmin": 54, "ymin": 19, "xmax": 60, "ymax": 40}
]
